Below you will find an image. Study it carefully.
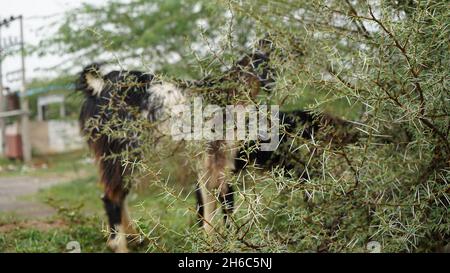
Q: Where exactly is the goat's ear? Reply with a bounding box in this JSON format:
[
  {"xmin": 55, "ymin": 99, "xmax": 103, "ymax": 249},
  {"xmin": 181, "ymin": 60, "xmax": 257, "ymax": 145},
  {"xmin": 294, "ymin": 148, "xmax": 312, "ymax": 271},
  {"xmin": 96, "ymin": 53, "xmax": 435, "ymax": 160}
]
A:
[{"xmin": 76, "ymin": 63, "xmax": 105, "ymax": 96}]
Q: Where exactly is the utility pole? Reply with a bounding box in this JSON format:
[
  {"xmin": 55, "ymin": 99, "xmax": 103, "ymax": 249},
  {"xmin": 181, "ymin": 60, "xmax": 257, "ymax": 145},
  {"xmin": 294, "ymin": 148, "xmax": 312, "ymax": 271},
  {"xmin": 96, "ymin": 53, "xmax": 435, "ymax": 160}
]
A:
[
  {"xmin": 0, "ymin": 24, "xmax": 4, "ymax": 155},
  {"xmin": 0, "ymin": 15, "xmax": 31, "ymax": 162},
  {"xmin": 18, "ymin": 16, "xmax": 31, "ymax": 162}
]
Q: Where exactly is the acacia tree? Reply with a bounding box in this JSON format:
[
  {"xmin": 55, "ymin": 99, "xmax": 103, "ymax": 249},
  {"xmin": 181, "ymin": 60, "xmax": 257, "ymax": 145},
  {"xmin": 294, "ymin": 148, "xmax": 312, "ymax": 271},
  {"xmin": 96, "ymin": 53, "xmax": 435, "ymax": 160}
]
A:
[
  {"xmin": 210, "ymin": 0, "xmax": 449, "ymax": 252},
  {"xmin": 41, "ymin": 0, "xmax": 449, "ymax": 252},
  {"xmin": 171, "ymin": 0, "xmax": 448, "ymax": 253}
]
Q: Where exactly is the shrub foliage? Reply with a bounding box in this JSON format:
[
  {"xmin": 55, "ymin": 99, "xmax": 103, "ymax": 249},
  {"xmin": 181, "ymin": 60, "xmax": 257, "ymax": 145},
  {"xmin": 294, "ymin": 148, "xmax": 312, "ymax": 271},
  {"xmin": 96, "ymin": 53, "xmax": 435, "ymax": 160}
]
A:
[{"xmin": 77, "ymin": 0, "xmax": 449, "ymax": 252}]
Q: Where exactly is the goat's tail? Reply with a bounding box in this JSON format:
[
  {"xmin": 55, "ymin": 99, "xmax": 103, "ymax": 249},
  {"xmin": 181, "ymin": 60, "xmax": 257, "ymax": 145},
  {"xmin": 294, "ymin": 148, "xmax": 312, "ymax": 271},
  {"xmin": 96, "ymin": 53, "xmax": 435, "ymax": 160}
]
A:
[{"xmin": 75, "ymin": 63, "xmax": 106, "ymax": 97}]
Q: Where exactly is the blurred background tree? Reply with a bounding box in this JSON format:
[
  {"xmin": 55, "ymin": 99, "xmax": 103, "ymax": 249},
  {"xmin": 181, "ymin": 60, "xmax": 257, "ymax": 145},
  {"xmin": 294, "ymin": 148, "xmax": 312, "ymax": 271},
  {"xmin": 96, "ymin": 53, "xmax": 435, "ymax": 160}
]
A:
[
  {"xmin": 215, "ymin": 0, "xmax": 449, "ymax": 252},
  {"xmin": 34, "ymin": 0, "xmax": 256, "ymax": 78}
]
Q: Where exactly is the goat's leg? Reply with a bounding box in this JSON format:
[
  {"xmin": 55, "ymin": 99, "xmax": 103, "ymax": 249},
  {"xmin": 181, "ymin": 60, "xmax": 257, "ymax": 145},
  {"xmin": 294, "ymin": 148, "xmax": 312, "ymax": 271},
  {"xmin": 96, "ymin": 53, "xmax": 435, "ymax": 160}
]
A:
[
  {"xmin": 121, "ymin": 202, "xmax": 146, "ymax": 246},
  {"xmin": 218, "ymin": 183, "xmax": 234, "ymax": 227},
  {"xmin": 102, "ymin": 191, "xmax": 129, "ymax": 253},
  {"xmin": 196, "ymin": 182, "xmax": 233, "ymax": 229},
  {"xmin": 200, "ymin": 184, "xmax": 218, "ymax": 234},
  {"xmin": 121, "ymin": 202, "xmax": 136, "ymax": 235},
  {"xmin": 199, "ymin": 140, "xmax": 232, "ymax": 234},
  {"xmin": 99, "ymin": 153, "xmax": 139, "ymax": 253},
  {"xmin": 195, "ymin": 184, "xmax": 205, "ymax": 227}
]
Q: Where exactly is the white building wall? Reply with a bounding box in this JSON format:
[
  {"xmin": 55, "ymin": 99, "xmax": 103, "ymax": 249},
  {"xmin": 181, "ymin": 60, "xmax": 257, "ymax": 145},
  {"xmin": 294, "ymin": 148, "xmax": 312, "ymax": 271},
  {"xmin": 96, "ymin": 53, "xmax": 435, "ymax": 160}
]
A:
[{"xmin": 47, "ymin": 120, "xmax": 83, "ymax": 153}]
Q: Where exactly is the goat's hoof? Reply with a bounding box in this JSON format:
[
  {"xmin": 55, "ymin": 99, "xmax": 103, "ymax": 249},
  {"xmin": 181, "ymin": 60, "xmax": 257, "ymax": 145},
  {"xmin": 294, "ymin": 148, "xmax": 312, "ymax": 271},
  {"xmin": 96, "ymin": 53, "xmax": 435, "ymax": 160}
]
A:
[{"xmin": 107, "ymin": 237, "xmax": 129, "ymax": 253}]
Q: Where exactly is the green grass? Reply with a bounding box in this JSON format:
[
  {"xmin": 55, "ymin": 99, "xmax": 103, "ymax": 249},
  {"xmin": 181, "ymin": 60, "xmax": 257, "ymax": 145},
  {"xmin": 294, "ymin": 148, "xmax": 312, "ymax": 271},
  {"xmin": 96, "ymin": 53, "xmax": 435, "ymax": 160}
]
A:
[
  {"xmin": 0, "ymin": 168, "xmax": 201, "ymax": 253},
  {"xmin": 0, "ymin": 222, "xmax": 108, "ymax": 253},
  {"xmin": 0, "ymin": 199, "xmax": 108, "ymax": 253},
  {"xmin": 33, "ymin": 175, "xmax": 104, "ymax": 214},
  {"xmin": 0, "ymin": 149, "xmax": 92, "ymax": 178}
]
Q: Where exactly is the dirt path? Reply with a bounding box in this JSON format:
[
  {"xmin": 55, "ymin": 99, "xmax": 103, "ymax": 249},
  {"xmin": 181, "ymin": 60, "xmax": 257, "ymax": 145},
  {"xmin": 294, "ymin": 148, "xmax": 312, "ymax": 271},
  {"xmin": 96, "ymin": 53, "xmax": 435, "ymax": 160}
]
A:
[{"xmin": 0, "ymin": 176, "xmax": 68, "ymax": 218}]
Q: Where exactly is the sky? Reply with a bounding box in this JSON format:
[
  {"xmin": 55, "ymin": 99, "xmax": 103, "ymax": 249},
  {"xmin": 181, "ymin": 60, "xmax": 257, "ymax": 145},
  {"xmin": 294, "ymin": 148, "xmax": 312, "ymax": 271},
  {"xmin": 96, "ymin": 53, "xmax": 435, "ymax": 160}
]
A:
[{"xmin": 0, "ymin": 0, "xmax": 105, "ymax": 90}]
